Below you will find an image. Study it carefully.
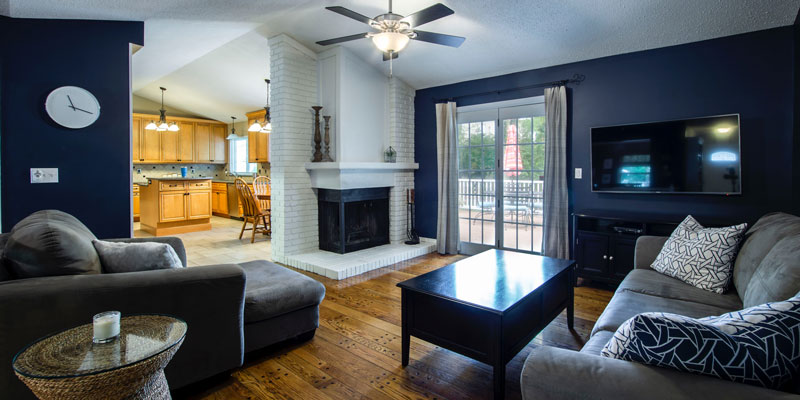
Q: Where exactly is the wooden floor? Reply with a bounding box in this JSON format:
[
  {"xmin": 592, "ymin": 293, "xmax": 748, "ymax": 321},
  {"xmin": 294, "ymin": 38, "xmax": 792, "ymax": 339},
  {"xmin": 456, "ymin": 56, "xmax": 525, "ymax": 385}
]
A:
[{"xmin": 175, "ymin": 253, "xmax": 613, "ymax": 400}]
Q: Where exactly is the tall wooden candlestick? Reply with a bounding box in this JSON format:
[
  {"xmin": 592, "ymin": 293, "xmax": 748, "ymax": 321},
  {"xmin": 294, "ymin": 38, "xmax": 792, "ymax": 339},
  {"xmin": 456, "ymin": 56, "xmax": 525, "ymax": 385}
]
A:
[
  {"xmin": 322, "ymin": 115, "xmax": 333, "ymax": 162},
  {"xmin": 312, "ymin": 106, "xmax": 323, "ymax": 162}
]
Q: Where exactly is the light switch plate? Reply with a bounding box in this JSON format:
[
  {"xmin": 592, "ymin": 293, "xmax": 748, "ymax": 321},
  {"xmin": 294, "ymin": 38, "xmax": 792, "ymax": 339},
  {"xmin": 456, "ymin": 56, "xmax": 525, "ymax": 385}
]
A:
[
  {"xmin": 574, "ymin": 168, "xmax": 583, "ymax": 179},
  {"xmin": 30, "ymin": 168, "xmax": 59, "ymax": 184}
]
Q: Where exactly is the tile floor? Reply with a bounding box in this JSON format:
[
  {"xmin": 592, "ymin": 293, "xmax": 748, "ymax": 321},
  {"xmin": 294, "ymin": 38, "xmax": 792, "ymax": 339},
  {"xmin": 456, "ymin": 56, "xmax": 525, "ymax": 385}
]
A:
[{"xmin": 134, "ymin": 216, "xmax": 272, "ymax": 266}]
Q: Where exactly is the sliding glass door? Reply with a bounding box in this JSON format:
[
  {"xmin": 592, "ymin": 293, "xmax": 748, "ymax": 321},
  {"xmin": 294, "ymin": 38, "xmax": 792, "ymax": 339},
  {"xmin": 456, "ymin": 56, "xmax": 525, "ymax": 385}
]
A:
[{"xmin": 457, "ymin": 97, "xmax": 546, "ymax": 255}]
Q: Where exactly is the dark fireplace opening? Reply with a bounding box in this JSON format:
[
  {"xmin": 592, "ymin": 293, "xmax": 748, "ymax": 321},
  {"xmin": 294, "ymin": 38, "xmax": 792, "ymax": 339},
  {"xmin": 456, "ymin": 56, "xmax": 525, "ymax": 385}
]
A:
[{"xmin": 318, "ymin": 187, "xmax": 390, "ymax": 254}]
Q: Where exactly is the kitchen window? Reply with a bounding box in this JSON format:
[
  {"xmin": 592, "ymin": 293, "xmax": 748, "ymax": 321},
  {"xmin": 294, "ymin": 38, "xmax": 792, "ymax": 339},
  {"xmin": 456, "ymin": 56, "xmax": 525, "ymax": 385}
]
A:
[{"xmin": 229, "ymin": 137, "xmax": 257, "ymax": 174}]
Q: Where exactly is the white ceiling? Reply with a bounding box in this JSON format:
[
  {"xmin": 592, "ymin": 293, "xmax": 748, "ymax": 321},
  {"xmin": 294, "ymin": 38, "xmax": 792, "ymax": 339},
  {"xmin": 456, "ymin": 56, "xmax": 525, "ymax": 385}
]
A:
[{"xmin": 5, "ymin": 0, "xmax": 799, "ymax": 122}]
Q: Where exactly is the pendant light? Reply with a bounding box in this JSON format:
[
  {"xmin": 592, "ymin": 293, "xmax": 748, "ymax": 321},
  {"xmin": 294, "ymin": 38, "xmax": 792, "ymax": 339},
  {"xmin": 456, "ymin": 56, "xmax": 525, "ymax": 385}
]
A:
[
  {"xmin": 226, "ymin": 116, "xmax": 239, "ymax": 140},
  {"xmin": 145, "ymin": 87, "xmax": 180, "ymax": 132},
  {"xmin": 248, "ymin": 79, "xmax": 272, "ymax": 133}
]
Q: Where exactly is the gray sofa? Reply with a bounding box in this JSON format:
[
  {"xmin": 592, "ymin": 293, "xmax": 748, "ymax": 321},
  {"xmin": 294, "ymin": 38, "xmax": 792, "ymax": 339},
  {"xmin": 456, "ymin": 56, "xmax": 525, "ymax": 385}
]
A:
[
  {"xmin": 0, "ymin": 210, "xmax": 325, "ymax": 399},
  {"xmin": 521, "ymin": 212, "xmax": 800, "ymax": 400}
]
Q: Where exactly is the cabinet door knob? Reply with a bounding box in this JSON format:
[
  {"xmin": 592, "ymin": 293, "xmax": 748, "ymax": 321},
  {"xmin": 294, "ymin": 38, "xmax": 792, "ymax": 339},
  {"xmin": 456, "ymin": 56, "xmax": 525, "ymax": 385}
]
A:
[
  {"xmin": 603, "ymin": 255, "xmax": 608, "ymax": 260},
  {"xmin": 609, "ymin": 256, "xmax": 614, "ymax": 261}
]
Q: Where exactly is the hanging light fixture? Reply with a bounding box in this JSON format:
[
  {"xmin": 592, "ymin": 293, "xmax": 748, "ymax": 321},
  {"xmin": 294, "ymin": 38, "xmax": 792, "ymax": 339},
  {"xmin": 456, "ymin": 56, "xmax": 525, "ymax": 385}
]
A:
[
  {"xmin": 226, "ymin": 116, "xmax": 239, "ymax": 140},
  {"xmin": 248, "ymin": 79, "xmax": 272, "ymax": 134},
  {"xmin": 145, "ymin": 87, "xmax": 180, "ymax": 132}
]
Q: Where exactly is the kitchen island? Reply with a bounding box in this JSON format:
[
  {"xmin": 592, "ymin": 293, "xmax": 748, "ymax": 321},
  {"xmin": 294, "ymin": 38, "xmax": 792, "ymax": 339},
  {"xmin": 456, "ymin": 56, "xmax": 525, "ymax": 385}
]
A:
[{"xmin": 139, "ymin": 177, "xmax": 213, "ymax": 236}]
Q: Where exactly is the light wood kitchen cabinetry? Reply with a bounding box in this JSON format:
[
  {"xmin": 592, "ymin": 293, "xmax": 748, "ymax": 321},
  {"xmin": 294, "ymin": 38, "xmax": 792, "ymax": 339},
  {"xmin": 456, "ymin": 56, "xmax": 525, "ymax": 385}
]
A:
[
  {"xmin": 211, "ymin": 125, "xmax": 227, "ymax": 163},
  {"xmin": 140, "ymin": 178, "xmax": 212, "ymax": 236},
  {"xmin": 132, "ymin": 113, "xmax": 226, "ymax": 164},
  {"xmin": 246, "ymin": 109, "xmax": 270, "ymax": 163},
  {"xmin": 212, "ymin": 182, "xmax": 229, "ymax": 216},
  {"xmin": 133, "ymin": 184, "xmax": 140, "ymax": 221}
]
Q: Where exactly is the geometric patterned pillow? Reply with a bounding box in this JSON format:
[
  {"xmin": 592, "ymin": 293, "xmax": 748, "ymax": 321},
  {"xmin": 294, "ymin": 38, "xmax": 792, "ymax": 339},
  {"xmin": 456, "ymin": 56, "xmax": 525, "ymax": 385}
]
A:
[
  {"xmin": 601, "ymin": 296, "xmax": 800, "ymax": 389},
  {"xmin": 651, "ymin": 215, "xmax": 747, "ymax": 293}
]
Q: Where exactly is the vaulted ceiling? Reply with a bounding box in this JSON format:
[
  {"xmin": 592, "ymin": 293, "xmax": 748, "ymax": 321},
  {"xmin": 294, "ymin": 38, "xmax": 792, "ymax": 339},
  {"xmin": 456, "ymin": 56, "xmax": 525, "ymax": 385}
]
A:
[{"xmin": 5, "ymin": 0, "xmax": 799, "ymax": 122}]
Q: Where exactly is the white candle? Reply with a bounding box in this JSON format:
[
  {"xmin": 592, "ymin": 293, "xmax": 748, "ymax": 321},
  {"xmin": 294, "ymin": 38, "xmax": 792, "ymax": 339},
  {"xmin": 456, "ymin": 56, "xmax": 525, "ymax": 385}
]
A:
[{"xmin": 93, "ymin": 311, "xmax": 121, "ymax": 343}]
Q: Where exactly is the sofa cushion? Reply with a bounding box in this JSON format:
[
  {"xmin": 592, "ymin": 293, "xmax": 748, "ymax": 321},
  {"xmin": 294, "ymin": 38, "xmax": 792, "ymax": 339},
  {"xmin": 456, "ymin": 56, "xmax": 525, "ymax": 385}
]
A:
[
  {"xmin": 617, "ymin": 269, "xmax": 743, "ymax": 310},
  {"xmin": 734, "ymin": 212, "xmax": 800, "ymax": 299},
  {"xmin": 240, "ymin": 260, "xmax": 326, "ymax": 323},
  {"xmin": 92, "ymin": 240, "xmax": 183, "ymax": 273},
  {"xmin": 601, "ymin": 296, "xmax": 800, "ymax": 390},
  {"xmin": 580, "ymin": 330, "xmax": 615, "ymax": 356},
  {"xmin": 592, "ymin": 290, "xmax": 735, "ymax": 336},
  {"xmin": 742, "ymin": 235, "xmax": 800, "ymax": 308},
  {"xmin": 3, "ymin": 210, "xmax": 101, "ymax": 279},
  {"xmin": 651, "ymin": 215, "xmax": 747, "ymax": 294}
]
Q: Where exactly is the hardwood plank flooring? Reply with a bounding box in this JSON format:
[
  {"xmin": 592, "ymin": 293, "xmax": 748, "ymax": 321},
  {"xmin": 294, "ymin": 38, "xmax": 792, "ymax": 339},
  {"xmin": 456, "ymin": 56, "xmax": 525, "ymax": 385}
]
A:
[{"xmin": 175, "ymin": 253, "xmax": 613, "ymax": 400}]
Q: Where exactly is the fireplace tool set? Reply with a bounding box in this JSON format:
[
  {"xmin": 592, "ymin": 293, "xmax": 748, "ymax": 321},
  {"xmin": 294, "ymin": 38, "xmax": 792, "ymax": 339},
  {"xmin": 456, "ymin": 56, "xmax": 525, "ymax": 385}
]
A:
[{"xmin": 405, "ymin": 189, "xmax": 420, "ymax": 245}]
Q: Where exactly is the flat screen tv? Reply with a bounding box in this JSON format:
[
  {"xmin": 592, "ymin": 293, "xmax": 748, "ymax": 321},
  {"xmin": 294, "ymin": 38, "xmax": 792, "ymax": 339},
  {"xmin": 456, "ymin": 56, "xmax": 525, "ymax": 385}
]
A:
[{"xmin": 590, "ymin": 114, "xmax": 741, "ymax": 194}]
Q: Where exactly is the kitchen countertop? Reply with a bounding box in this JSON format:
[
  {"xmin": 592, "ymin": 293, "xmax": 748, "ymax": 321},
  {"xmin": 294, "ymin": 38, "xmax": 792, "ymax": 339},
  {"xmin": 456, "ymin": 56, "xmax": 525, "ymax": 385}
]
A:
[
  {"xmin": 148, "ymin": 176, "xmax": 214, "ymax": 181},
  {"xmin": 212, "ymin": 178, "xmax": 254, "ymax": 184}
]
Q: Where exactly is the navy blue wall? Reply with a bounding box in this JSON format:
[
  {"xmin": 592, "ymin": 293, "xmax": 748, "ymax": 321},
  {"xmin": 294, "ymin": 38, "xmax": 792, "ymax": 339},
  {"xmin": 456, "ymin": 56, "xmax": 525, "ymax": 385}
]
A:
[
  {"xmin": 415, "ymin": 27, "xmax": 795, "ymax": 240},
  {"xmin": 1, "ymin": 17, "xmax": 143, "ymax": 238}
]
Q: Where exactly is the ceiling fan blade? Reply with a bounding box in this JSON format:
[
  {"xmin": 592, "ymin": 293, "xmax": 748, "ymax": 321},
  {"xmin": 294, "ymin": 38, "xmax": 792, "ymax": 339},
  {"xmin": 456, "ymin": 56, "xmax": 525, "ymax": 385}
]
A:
[
  {"xmin": 325, "ymin": 6, "xmax": 374, "ymax": 25},
  {"xmin": 316, "ymin": 32, "xmax": 369, "ymax": 46},
  {"xmin": 401, "ymin": 3, "xmax": 454, "ymax": 27},
  {"xmin": 382, "ymin": 52, "xmax": 399, "ymax": 62},
  {"xmin": 412, "ymin": 30, "xmax": 465, "ymax": 48}
]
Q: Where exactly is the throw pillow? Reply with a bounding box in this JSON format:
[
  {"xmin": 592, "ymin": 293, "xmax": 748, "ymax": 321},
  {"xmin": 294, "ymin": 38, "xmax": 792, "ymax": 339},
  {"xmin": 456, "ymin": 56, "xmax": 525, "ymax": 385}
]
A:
[
  {"xmin": 92, "ymin": 240, "xmax": 183, "ymax": 273},
  {"xmin": 601, "ymin": 297, "xmax": 800, "ymax": 389},
  {"xmin": 651, "ymin": 215, "xmax": 747, "ymax": 293},
  {"xmin": 4, "ymin": 210, "xmax": 102, "ymax": 279}
]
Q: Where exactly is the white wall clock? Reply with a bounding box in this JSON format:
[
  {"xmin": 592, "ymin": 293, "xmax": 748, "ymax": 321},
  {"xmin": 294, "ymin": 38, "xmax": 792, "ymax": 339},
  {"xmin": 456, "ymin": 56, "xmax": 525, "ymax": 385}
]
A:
[{"xmin": 45, "ymin": 86, "xmax": 101, "ymax": 129}]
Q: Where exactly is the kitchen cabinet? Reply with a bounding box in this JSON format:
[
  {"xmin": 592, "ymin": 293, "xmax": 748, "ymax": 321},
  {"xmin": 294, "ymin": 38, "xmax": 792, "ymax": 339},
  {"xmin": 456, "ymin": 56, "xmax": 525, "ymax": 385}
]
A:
[
  {"xmin": 195, "ymin": 123, "xmax": 211, "ymax": 163},
  {"xmin": 133, "ymin": 184, "xmax": 140, "ymax": 221},
  {"xmin": 132, "ymin": 118, "xmax": 141, "ymax": 162},
  {"xmin": 142, "ymin": 126, "xmax": 161, "ymax": 163},
  {"xmin": 246, "ymin": 109, "xmax": 270, "ymax": 163},
  {"xmin": 211, "ymin": 125, "xmax": 227, "ymax": 163},
  {"xmin": 178, "ymin": 122, "xmax": 194, "ymax": 162},
  {"xmin": 212, "ymin": 182, "xmax": 229, "ymax": 216},
  {"xmin": 132, "ymin": 113, "xmax": 226, "ymax": 165},
  {"xmin": 139, "ymin": 178, "xmax": 212, "ymax": 236}
]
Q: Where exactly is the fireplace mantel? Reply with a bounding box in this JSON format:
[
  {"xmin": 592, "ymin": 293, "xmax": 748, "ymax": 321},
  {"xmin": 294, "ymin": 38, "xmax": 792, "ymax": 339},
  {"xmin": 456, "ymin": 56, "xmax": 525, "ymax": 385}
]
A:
[{"xmin": 305, "ymin": 162, "xmax": 419, "ymax": 190}]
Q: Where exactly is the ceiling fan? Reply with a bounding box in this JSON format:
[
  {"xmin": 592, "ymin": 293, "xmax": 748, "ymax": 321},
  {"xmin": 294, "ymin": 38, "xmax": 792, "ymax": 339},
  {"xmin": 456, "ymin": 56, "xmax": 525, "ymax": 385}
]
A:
[{"xmin": 316, "ymin": 0, "xmax": 465, "ymax": 61}]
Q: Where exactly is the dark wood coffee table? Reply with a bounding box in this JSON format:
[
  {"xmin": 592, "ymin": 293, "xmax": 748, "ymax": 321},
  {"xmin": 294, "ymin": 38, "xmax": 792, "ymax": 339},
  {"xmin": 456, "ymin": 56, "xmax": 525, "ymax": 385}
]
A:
[{"xmin": 397, "ymin": 249, "xmax": 575, "ymax": 400}]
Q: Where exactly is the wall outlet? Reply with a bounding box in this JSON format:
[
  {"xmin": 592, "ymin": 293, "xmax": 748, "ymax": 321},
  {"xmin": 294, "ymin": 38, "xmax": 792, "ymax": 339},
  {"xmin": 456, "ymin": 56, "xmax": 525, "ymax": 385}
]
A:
[
  {"xmin": 30, "ymin": 168, "xmax": 59, "ymax": 184},
  {"xmin": 574, "ymin": 168, "xmax": 583, "ymax": 179}
]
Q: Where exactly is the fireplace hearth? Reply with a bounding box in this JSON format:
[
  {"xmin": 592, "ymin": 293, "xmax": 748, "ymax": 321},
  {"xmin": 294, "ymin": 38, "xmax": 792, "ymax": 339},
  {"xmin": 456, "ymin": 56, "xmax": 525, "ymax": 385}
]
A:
[{"xmin": 318, "ymin": 187, "xmax": 390, "ymax": 254}]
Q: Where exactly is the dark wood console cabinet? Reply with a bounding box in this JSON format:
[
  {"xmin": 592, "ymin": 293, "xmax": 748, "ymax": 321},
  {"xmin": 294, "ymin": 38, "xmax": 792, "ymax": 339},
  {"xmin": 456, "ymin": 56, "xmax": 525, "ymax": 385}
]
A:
[{"xmin": 572, "ymin": 210, "xmax": 680, "ymax": 285}]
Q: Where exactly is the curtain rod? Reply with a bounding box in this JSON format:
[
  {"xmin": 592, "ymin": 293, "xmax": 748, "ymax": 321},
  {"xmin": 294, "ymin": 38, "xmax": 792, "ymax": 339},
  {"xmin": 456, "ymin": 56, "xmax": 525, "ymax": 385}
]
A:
[{"xmin": 433, "ymin": 73, "xmax": 585, "ymax": 103}]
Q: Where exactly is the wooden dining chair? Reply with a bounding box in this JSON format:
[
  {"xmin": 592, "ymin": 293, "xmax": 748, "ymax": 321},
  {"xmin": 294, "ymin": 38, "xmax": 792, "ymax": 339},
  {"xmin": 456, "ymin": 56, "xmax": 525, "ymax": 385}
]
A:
[
  {"xmin": 253, "ymin": 176, "xmax": 271, "ymax": 235},
  {"xmin": 234, "ymin": 178, "xmax": 270, "ymax": 243}
]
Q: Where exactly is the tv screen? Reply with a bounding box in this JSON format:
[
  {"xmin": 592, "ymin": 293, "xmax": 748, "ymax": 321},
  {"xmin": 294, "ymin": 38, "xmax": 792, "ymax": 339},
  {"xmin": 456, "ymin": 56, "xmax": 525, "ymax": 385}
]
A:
[{"xmin": 591, "ymin": 114, "xmax": 741, "ymax": 194}]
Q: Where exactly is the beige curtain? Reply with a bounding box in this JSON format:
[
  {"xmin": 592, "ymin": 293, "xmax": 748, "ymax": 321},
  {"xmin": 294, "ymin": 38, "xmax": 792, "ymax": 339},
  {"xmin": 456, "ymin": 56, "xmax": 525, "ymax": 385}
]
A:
[
  {"xmin": 435, "ymin": 102, "xmax": 459, "ymax": 254},
  {"xmin": 543, "ymin": 86, "xmax": 569, "ymax": 258}
]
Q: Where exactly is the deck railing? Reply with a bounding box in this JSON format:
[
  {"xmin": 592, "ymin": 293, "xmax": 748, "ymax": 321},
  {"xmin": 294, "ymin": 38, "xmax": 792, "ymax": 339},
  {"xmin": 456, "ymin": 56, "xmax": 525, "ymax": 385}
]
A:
[{"xmin": 458, "ymin": 179, "xmax": 544, "ymax": 210}]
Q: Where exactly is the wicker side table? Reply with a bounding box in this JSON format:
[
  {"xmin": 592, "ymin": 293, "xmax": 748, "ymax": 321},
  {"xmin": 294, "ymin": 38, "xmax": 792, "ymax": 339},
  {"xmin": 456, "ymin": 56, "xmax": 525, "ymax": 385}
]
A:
[{"xmin": 13, "ymin": 314, "xmax": 187, "ymax": 400}]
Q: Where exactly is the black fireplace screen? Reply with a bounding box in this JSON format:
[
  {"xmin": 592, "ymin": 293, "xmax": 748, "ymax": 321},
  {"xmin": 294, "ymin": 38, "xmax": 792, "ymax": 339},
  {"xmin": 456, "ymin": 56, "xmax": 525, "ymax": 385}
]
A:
[{"xmin": 318, "ymin": 187, "xmax": 390, "ymax": 254}]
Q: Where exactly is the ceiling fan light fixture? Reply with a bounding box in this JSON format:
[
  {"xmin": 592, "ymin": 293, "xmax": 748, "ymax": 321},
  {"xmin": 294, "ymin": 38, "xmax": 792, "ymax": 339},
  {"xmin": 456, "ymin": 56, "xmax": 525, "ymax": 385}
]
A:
[{"xmin": 371, "ymin": 31, "xmax": 410, "ymax": 53}]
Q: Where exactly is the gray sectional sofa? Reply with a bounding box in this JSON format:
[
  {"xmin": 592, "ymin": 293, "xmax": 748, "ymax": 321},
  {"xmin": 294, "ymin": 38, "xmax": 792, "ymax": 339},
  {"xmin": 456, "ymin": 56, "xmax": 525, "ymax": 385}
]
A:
[
  {"xmin": 521, "ymin": 212, "xmax": 800, "ymax": 400},
  {"xmin": 0, "ymin": 210, "xmax": 325, "ymax": 399}
]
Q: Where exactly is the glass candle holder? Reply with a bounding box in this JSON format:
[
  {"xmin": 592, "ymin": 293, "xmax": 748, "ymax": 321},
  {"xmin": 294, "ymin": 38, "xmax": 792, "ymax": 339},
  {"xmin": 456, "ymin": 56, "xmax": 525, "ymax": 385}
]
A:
[{"xmin": 93, "ymin": 311, "xmax": 121, "ymax": 344}]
